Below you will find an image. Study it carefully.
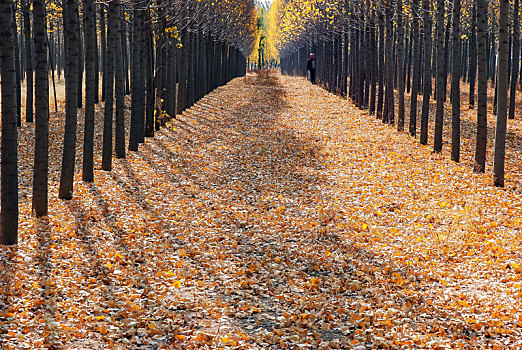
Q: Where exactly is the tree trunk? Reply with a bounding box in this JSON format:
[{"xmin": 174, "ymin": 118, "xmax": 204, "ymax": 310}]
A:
[
  {"xmin": 508, "ymin": 35, "xmax": 512, "ymax": 84},
  {"xmin": 409, "ymin": 0, "xmax": 421, "ymax": 136},
  {"xmin": 32, "ymin": 0, "xmax": 49, "ymax": 216},
  {"xmin": 469, "ymin": 1, "xmax": 477, "ymax": 108},
  {"xmin": 450, "ymin": 0, "xmax": 461, "ymax": 161},
  {"xmin": 59, "ymin": 0, "xmax": 80, "ymax": 200},
  {"xmin": 343, "ymin": 32, "xmax": 350, "ymax": 98},
  {"xmin": 155, "ymin": 25, "xmax": 165, "ymax": 129},
  {"xmin": 433, "ymin": 0, "xmax": 445, "ymax": 152},
  {"xmin": 122, "ymin": 18, "xmax": 130, "ymax": 95},
  {"xmin": 187, "ymin": 31, "xmax": 195, "ymax": 108},
  {"xmin": 486, "ymin": 34, "xmax": 491, "ymax": 79},
  {"xmin": 177, "ymin": 26, "xmax": 188, "ymax": 114},
  {"xmin": 349, "ymin": 27, "xmax": 357, "ymax": 103},
  {"xmin": 22, "ymin": 0, "xmax": 34, "ymax": 123},
  {"xmin": 82, "ymin": 0, "xmax": 96, "ymax": 182},
  {"xmin": 369, "ymin": 15, "xmax": 377, "ymax": 115},
  {"xmin": 57, "ymin": 24, "xmax": 61, "ymax": 78},
  {"xmin": 100, "ymin": 5, "xmax": 107, "ymax": 102},
  {"xmin": 20, "ymin": 19, "xmax": 25, "ymax": 79},
  {"xmin": 169, "ymin": 44, "xmax": 178, "ymax": 118},
  {"xmin": 94, "ymin": 10, "xmax": 99, "ymax": 104},
  {"xmin": 509, "ymin": 0, "xmax": 520, "ymax": 120},
  {"xmin": 115, "ymin": 0, "xmax": 125, "ymax": 158},
  {"xmin": 377, "ymin": 12, "xmax": 385, "ymax": 119},
  {"xmin": 102, "ymin": 0, "xmax": 117, "ymax": 171},
  {"xmin": 129, "ymin": 0, "xmax": 143, "ymax": 152},
  {"xmin": 420, "ymin": 0, "xmax": 432, "ymax": 145},
  {"xmin": 358, "ymin": 29, "xmax": 365, "ymax": 107},
  {"xmin": 384, "ymin": 0, "xmax": 395, "ymax": 125},
  {"xmin": 493, "ymin": 0, "xmax": 510, "ymax": 187},
  {"xmin": 490, "ymin": 38, "xmax": 497, "ymax": 85},
  {"xmin": 0, "ymin": 0, "xmax": 19, "ymax": 244},
  {"xmin": 363, "ymin": 28, "xmax": 370, "ymax": 108},
  {"xmin": 406, "ymin": 27, "xmax": 413, "ymax": 94},
  {"xmin": 493, "ymin": 74, "xmax": 498, "ymax": 112},
  {"xmin": 442, "ymin": 20, "xmax": 450, "ymax": 102},
  {"xmin": 194, "ymin": 32, "xmax": 202, "ymax": 102},
  {"xmin": 129, "ymin": 2, "xmax": 139, "ymax": 151},
  {"xmin": 474, "ymin": 0, "xmax": 488, "ymax": 173},
  {"xmin": 145, "ymin": 9, "xmax": 155, "ymax": 138},
  {"xmin": 137, "ymin": 9, "xmax": 146, "ymax": 144},
  {"xmin": 396, "ymin": 0, "xmax": 405, "ymax": 131},
  {"xmin": 463, "ymin": 40, "xmax": 469, "ymax": 82},
  {"xmin": 200, "ymin": 34, "xmax": 208, "ymax": 98},
  {"xmin": 77, "ymin": 25, "xmax": 83, "ymax": 108},
  {"xmin": 12, "ymin": 3, "xmax": 22, "ymax": 127}
]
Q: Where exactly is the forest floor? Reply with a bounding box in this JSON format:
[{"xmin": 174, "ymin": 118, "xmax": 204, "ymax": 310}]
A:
[{"xmin": 1, "ymin": 71, "xmax": 522, "ymax": 349}]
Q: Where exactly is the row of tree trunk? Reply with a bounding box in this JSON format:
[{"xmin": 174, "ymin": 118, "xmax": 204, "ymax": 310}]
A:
[
  {"xmin": 280, "ymin": 0, "xmax": 516, "ymax": 189},
  {"xmin": 0, "ymin": 0, "xmax": 248, "ymax": 244}
]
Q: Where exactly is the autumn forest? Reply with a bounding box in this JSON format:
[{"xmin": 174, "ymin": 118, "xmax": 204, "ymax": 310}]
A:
[{"xmin": 0, "ymin": 0, "xmax": 522, "ymax": 348}]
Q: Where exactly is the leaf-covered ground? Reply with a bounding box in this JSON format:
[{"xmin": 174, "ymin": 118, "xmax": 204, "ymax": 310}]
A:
[{"xmin": 1, "ymin": 71, "xmax": 522, "ymax": 349}]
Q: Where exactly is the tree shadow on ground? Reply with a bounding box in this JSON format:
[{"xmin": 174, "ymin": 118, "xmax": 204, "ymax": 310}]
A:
[{"xmin": 149, "ymin": 72, "xmax": 357, "ymax": 347}]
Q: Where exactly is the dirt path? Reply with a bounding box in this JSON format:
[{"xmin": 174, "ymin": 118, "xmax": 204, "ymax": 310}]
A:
[{"xmin": 1, "ymin": 72, "xmax": 521, "ymax": 349}]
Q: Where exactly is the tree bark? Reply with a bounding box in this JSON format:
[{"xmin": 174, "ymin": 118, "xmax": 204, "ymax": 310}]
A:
[
  {"xmin": 406, "ymin": 27, "xmax": 413, "ymax": 94},
  {"xmin": 376, "ymin": 12, "xmax": 385, "ymax": 119},
  {"xmin": 442, "ymin": 20, "xmax": 450, "ymax": 102},
  {"xmin": 59, "ymin": 0, "xmax": 80, "ymax": 200},
  {"xmin": 22, "ymin": 0, "xmax": 34, "ymax": 123},
  {"xmin": 433, "ymin": 0, "xmax": 445, "ymax": 152},
  {"xmin": 450, "ymin": 0, "xmax": 461, "ymax": 161},
  {"xmin": 369, "ymin": 14, "xmax": 377, "ymax": 115},
  {"xmin": 129, "ymin": 0, "xmax": 142, "ymax": 152},
  {"xmin": 77, "ymin": 24, "xmax": 84, "ymax": 108},
  {"xmin": 137, "ymin": 8, "xmax": 146, "ymax": 144},
  {"xmin": 82, "ymin": 0, "xmax": 96, "ymax": 182},
  {"xmin": 32, "ymin": 0, "xmax": 49, "ymax": 216},
  {"xmin": 409, "ymin": 0, "xmax": 421, "ymax": 136},
  {"xmin": 493, "ymin": 0, "xmax": 510, "ymax": 187},
  {"xmin": 396, "ymin": 0, "xmax": 405, "ymax": 131},
  {"xmin": 171, "ymin": 44, "xmax": 178, "ymax": 117},
  {"xmin": 509, "ymin": 0, "xmax": 520, "ymax": 120},
  {"xmin": 474, "ymin": 0, "xmax": 488, "ymax": 173},
  {"xmin": 187, "ymin": 31, "xmax": 195, "ymax": 108},
  {"xmin": 177, "ymin": 25, "xmax": 188, "ymax": 114},
  {"xmin": 420, "ymin": 0, "xmax": 432, "ymax": 145},
  {"xmin": 490, "ymin": 38, "xmax": 497, "ymax": 85},
  {"xmin": 0, "ymin": 0, "xmax": 19, "ymax": 244},
  {"xmin": 12, "ymin": 3, "xmax": 22, "ymax": 127},
  {"xmin": 100, "ymin": 4, "xmax": 107, "ymax": 102},
  {"xmin": 115, "ymin": 0, "xmax": 125, "ymax": 158},
  {"xmin": 145, "ymin": 9, "xmax": 155, "ymax": 138},
  {"xmin": 469, "ymin": 1, "xmax": 477, "ymax": 108},
  {"xmin": 94, "ymin": 10, "xmax": 99, "ymax": 104},
  {"xmin": 384, "ymin": 0, "xmax": 395, "ymax": 125},
  {"xmin": 57, "ymin": 24, "xmax": 62, "ymax": 78},
  {"xmin": 122, "ymin": 18, "xmax": 130, "ymax": 95},
  {"xmin": 102, "ymin": 0, "xmax": 117, "ymax": 171}
]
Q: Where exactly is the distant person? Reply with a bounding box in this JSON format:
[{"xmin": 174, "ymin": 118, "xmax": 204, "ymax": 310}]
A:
[{"xmin": 307, "ymin": 53, "xmax": 316, "ymax": 84}]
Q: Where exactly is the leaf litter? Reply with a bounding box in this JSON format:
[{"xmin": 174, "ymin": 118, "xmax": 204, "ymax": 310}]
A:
[{"xmin": 1, "ymin": 71, "xmax": 522, "ymax": 349}]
